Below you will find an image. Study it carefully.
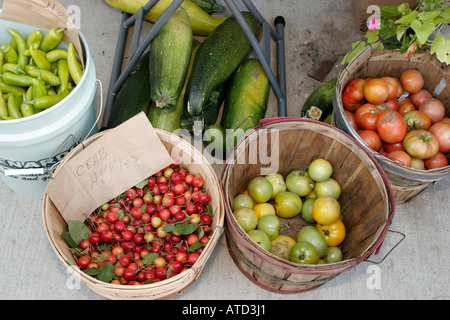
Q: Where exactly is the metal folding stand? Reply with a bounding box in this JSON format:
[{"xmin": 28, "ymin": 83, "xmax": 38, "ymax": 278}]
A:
[{"xmin": 101, "ymin": 0, "xmax": 287, "ymax": 130}]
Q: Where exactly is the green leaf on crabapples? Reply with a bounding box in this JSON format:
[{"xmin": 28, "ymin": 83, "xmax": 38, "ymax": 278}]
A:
[
  {"xmin": 135, "ymin": 178, "xmax": 148, "ymax": 189},
  {"xmin": 188, "ymin": 241, "xmax": 205, "ymax": 252},
  {"xmin": 163, "ymin": 222, "xmax": 199, "ymax": 235},
  {"xmin": 67, "ymin": 220, "xmax": 92, "ymax": 245},
  {"xmin": 62, "ymin": 231, "xmax": 79, "ymax": 248},
  {"xmin": 83, "ymin": 268, "xmax": 100, "ymax": 276},
  {"xmin": 97, "ymin": 261, "xmax": 114, "ymax": 283},
  {"xmin": 142, "ymin": 252, "xmax": 159, "ymax": 265}
]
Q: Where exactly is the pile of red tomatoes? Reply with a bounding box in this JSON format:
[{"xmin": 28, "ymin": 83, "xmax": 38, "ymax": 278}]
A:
[{"xmin": 342, "ymin": 69, "xmax": 449, "ymax": 170}]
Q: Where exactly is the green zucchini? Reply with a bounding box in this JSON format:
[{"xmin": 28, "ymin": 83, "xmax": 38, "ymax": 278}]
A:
[
  {"xmin": 184, "ymin": 11, "xmax": 259, "ymax": 135},
  {"xmin": 149, "ymin": 7, "xmax": 193, "ymax": 109},
  {"xmin": 220, "ymin": 58, "xmax": 270, "ymax": 133},
  {"xmin": 106, "ymin": 51, "xmax": 151, "ymax": 129},
  {"xmin": 301, "ymin": 78, "xmax": 337, "ymax": 122},
  {"xmin": 190, "ymin": 0, "xmax": 225, "ymax": 13},
  {"xmin": 204, "ymin": 58, "xmax": 270, "ymax": 160},
  {"xmin": 148, "ymin": 39, "xmax": 201, "ymax": 133}
]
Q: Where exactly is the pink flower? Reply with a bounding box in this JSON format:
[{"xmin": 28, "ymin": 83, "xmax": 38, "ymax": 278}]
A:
[{"xmin": 368, "ymin": 18, "xmax": 380, "ymax": 31}]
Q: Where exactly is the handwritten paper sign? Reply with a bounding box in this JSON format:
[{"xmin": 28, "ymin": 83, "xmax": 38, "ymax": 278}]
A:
[
  {"xmin": 46, "ymin": 112, "xmax": 174, "ymax": 222},
  {"xmin": 1, "ymin": 0, "xmax": 83, "ymax": 66}
]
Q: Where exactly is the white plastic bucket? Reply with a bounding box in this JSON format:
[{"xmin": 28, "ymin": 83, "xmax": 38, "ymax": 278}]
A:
[{"xmin": 0, "ymin": 16, "xmax": 98, "ymax": 199}]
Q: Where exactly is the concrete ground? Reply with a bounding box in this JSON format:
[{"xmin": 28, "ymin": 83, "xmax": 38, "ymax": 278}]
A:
[{"xmin": 0, "ymin": 0, "xmax": 449, "ymax": 300}]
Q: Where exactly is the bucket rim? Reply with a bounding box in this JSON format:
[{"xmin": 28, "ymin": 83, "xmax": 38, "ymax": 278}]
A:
[{"xmin": 220, "ymin": 117, "xmax": 395, "ymax": 272}]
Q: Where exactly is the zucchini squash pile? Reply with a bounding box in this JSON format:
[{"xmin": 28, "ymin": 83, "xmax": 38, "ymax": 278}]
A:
[{"xmin": 107, "ymin": 2, "xmax": 271, "ymax": 157}]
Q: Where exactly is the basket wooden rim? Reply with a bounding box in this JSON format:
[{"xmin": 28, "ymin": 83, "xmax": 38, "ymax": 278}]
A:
[
  {"xmin": 220, "ymin": 117, "xmax": 395, "ymax": 273},
  {"xmin": 42, "ymin": 129, "xmax": 225, "ymax": 298},
  {"xmin": 334, "ymin": 45, "xmax": 450, "ymax": 181}
]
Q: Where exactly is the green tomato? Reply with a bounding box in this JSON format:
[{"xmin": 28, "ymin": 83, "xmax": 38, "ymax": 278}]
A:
[
  {"xmin": 232, "ymin": 194, "xmax": 254, "ymax": 210},
  {"xmin": 247, "ymin": 230, "xmax": 271, "ymax": 252},
  {"xmin": 247, "ymin": 177, "xmax": 273, "ymax": 203},
  {"xmin": 274, "ymin": 191, "xmax": 302, "ymax": 218},
  {"xmin": 314, "ymin": 178, "xmax": 341, "ymax": 200},
  {"xmin": 308, "ymin": 158, "xmax": 333, "ymax": 182},
  {"xmin": 289, "ymin": 241, "xmax": 319, "ymax": 264},
  {"xmin": 286, "ymin": 170, "xmax": 314, "ymax": 197},
  {"xmin": 257, "ymin": 215, "xmax": 280, "ymax": 240},
  {"xmin": 324, "ymin": 246, "xmax": 343, "ymax": 263},
  {"xmin": 264, "ymin": 173, "xmax": 286, "ymax": 199},
  {"xmin": 296, "ymin": 226, "xmax": 328, "ymax": 258},
  {"xmin": 301, "ymin": 198, "xmax": 316, "ymax": 223},
  {"xmin": 233, "ymin": 208, "xmax": 258, "ymax": 232}
]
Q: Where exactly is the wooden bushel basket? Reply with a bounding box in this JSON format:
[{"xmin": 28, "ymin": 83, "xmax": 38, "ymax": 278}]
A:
[
  {"xmin": 333, "ymin": 46, "xmax": 450, "ymax": 204},
  {"xmin": 220, "ymin": 118, "xmax": 395, "ymax": 294},
  {"xmin": 42, "ymin": 129, "xmax": 224, "ymax": 300}
]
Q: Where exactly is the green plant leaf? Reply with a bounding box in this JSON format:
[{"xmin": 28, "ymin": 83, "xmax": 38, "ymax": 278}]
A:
[
  {"xmin": 67, "ymin": 220, "xmax": 92, "ymax": 245},
  {"xmin": 83, "ymin": 268, "xmax": 100, "ymax": 276},
  {"xmin": 365, "ymin": 29, "xmax": 379, "ymax": 44},
  {"xmin": 380, "ymin": 5, "xmax": 400, "ymax": 18},
  {"xmin": 418, "ymin": 11, "xmax": 441, "ymax": 23},
  {"xmin": 411, "ymin": 20, "xmax": 438, "ymax": 46},
  {"xmin": 430, "ymin": 34, "xmax": 450, "ymax": 65},
  {"xmin": 97, "ymin": 261, "xmax": 114, "ymax": 283},
  {"xmin": 439, "ymin": 6, "xmax": 450, "ymax": 20},
  {"xmin": 341, "ymin": 41, "xmax": 366, "ymax": 65},
  {"xmin": 395, "ymin": 11, "xmax": 418, "ymax": 26}
]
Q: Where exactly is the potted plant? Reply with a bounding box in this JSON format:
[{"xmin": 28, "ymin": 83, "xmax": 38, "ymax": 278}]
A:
[{"xmin": 342, "ymin": 0, "xmax": 450, "ymax": 65}]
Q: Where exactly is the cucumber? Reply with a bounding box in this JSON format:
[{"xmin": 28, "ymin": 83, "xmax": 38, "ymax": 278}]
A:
[
  {"xmin": 149, "ymin": 7, "xmax": 193, "ymax": 109},
  {"xmin": 184, "ymin": 11, "xmax": 259, "ymax": 135},
  {"xmin": 220, "ymin": 58, "xmax": 270, "ymax": 134},
  {"xmin": 106, "ymin": 51, "xmax": 151, "ymax": 129},
  {"xmin": 148, "ymin": 39, "xmax": 201, "ymax": 133},
  {"xmin": 301, "ymin": 78, "xmax": 337, "ymax": 121}
]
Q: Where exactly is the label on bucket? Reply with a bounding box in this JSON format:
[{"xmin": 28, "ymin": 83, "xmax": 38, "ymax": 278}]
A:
[{"xmin": 0, "ymin": 147, "xmax": 75, "ymax": 179}]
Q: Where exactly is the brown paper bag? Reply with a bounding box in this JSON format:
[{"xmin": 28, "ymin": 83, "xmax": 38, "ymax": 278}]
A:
[
  {"xmin": 0, "ymin": 0, "xmax": 83, "ymax": 65},
  {"xmin": 46, "ymin": 112, "xmax": 174, "ymax": 222}
]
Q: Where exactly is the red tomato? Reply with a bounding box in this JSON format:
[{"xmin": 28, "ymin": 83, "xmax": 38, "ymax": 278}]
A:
[
  {"xmin": 400, "ymin": 69, "xmax": 424, "ymax": 94},
  {"xmin": 359, "ymin": 129, "xmax": 382, "ymax": 151},
  {"xmin": 355, "ymin": 103, "xmax": 382, "ymax": 131},
  {"xmin": 398, "ymin": 97, "xmax": 412, "ymax": 106},
  {"xmin": 383, "ymin": 142, "xmax": 405, "ymax": 153},
  {"xmin": 398, "ymin": 102, "xmax": 416, "ymax": 116},
  {"xmin": 403, "ymin": 130, "xmax": 440, "ymax": 160},
  {"xmin": 429, "ymin": 121, "xmax": 450, "ymax": 153},
  {"xmin": 381, "ymin": 76, "xmax": 399, "ymax": 100},
  {"xmin": 411, "ymin": 89, "xmax": 432, "ymax": 108},
  {"xmin": 376, "ymin": 110, "xmax": 407, "ymax": 144},
  {"xmin": 387, "ymin": 150, "xmax": 412, "ymax": 167},
  {"xmin": 403, "ymin": 110, "xmax": 432, "ymax": 131},
  {"xmin": 342, "ymin": 79, "xmax": 366, "ymax": 111},
  {"xmin": 392, "ymin": 77, "xmax": 404, "ymax": 98},
  {"xmin": 383, "ymin": 99, "xmax": 399, "ymax": 112},
  {"xmin": 424, "ymin": 152, "xmax": 448, "ymax": 169},
  {"xmin": 345, "ymin": 110, "xmax": 358, "ymax": 131},
  {"xmin": 419, "ymin": 99, "xmax": 445, "ymax": 124},
  {"xmin": 364, "ymin": 78, "xmax": 389, "ymax": 104}
]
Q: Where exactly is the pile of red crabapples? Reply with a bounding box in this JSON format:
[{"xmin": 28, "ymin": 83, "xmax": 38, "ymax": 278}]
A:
[{"xmin": 73, "ymin": 159, "xmax": 214, "ymax": 285}]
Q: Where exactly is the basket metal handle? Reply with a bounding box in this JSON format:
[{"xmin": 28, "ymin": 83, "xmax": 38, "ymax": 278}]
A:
[{"xmin": 365, "ymin": 230, "xmax": 405, "ymax": 265}]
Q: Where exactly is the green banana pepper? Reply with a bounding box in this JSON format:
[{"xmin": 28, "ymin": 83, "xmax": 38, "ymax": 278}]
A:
[
  {"xmin": 0, "ymin": 44, "xmax": 18, "ymax": 64},
  {"xmin": 41, "ymin": 28, "xmax": 65, "ymax": 52}
]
